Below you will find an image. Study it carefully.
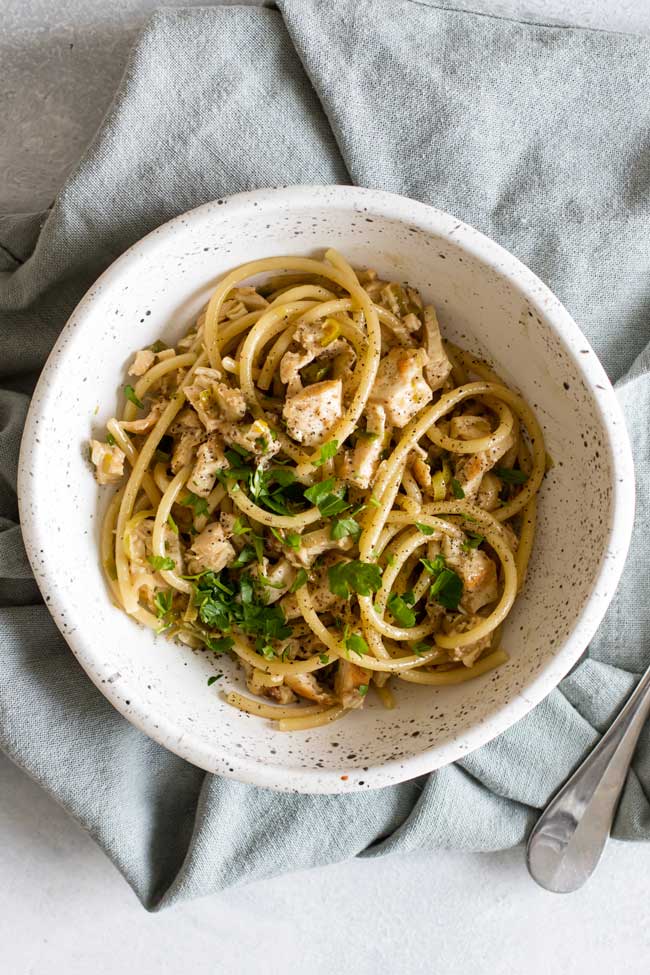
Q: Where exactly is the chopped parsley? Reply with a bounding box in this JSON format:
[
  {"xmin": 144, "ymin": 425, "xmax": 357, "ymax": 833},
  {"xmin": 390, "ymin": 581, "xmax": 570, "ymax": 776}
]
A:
[
  {"xmin": 181, "ymin": 492, "xmax": 209, "ymax": 518},
  {"xmin": 330, "ymin": 515, "xmax": 361, "ymax": 541},
  {"xmin": 387, "ymin": 591, "xmax": 416, "ymax": 628},
  {"xmin": 289, "ymin": 568, "xmax": 308, "ymax": 593},
  {"xmin": 494, "ymin": 466, "xmax": 528, "ymax": 484},
  {"xmin": 358, "ymin": 684, "xmax": 369, "ymax": 697},
  {"xmin": 312, "ymin": 440, "xmax": 339, "ymax": 467},
  {"xmin": 451, "ymin": 478, "xmax": 465, "ymax": 499},
  {"xmin": 207, "ymin": 674, "xmax": 222, "ymax": 686},
  {"xmin": 355, "ymin": 430, "xmax": 379, "ymax": 441},
  {"xmin": 411, "ymin": 641, "xmax": 430, "ymax": 657},
  {"xmin": 205, "ymin": 635, "xmax": 234, "ymax": 654},
  {"xmin": 344, "ymin": 628, "xmax": 369, "ymax": 657},
  {"xmin": 167, "ymin": 513, "xmax": 179, "ymax": 534},
  {"xmin": 271, "ymin": 527, "xmax": 301, "ymax": 551},
  {"xmin": 415, "ymin": 522, "xmax": 435, "ymax": 536},
  {"xmin": 106, "ymin": 432, "xmax": 116, "ymax": 446},
  {"xmin": 304, "ymin": 477, "xmax": 350, "ymax": 517},
  {"xmin": 232, "ymin": 517, "xmax": 250, "ymax": 535},
  {"xmin": 420, "ymin": 555, "xmax": 463, "ymax": 610},
  {"xmin": 231, "ymin": 544, "xmax": 257, "ymax": 569},
  {"xmin": 319, "ymin": 653, "xmax": 330, "ymax": 665},
  {"xmin": 148, "ymin": 555, "xmax": 176, "ymax": 571},
  {"xmin": 153, "ymin": 590, "xmax": 173, "ymax": 618},
  {"xmin": 462, "ymin": 532, "xmax": 484, "ymax": 551},
  {"xmin": 124, "ymin": 384, "xmax": 144, "ymax": 409},
  {"xmin": 193, "ymin": 570, "xmax": 292, "ymax": 642},
  {"xmin": 328, "ymin": 560, "xmax": 382, "ymax": 599}
]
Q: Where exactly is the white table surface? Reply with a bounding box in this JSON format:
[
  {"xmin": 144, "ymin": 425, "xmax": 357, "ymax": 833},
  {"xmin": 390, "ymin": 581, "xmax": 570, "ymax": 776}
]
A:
[{"xmin": 3, "ymin": 2, "xmax": 650, "ymax": 972}]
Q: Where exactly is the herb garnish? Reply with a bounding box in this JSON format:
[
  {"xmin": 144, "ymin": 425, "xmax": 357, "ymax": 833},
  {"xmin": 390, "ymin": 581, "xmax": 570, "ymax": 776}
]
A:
[
  {"xmin": 148, "ymin": 555, "xmax": 176, "ymax": 571},
  {"xmin": 451, "ymin": 478, "xmax": 465, "ymax": 499},
  {"xmin": 387, "ymin": 590, "xmax": 416, "ymax": 628},
  {"xmin": 328, "ymin": 560, "xmax": 382, "ymax": 599},
  {"xmin": 312, "ymin": 440, "xmax": 339, "ymax": 468},
  {"xmin": 289, "ymin": 568, "xmax": 308, "ymax": 593},
  {"xmin": 304, "ymin": 478, "xmax": 350, "ymax": 518},
  {"xmin": 420, "ymin": 555, "xmax": 463, "ymax": 610},
  {"xmin": 494, "ymin": 466, "xmax": 528, "ymax": 484},
  {"xmin": 124, "ymin": 385, "xmax": 144, "ymax": 409}
]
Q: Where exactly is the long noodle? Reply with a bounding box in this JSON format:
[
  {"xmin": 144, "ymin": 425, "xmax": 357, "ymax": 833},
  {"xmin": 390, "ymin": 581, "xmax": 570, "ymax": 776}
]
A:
[{"xmin": 91, "ymin": 250, "xmax": 545, "ymax": 730}]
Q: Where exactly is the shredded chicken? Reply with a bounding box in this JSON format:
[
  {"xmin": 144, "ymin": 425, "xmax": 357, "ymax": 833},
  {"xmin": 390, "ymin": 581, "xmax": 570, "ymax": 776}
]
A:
[
  {"xmin": 454, "ymin": 431, "xmax": 515, "ymax": 500},
  {"xmin": 283, "ymin": 378, "xmax": 343, "ymax": 446},
  {"xmin": 337, "ymin": 404, "xmax": 387, "ymax": 489},
  {"xmin": 90, "ymin": 440, "xmax": 125, "ymax": 485},
  {"xmin": 449, "ymin": 415, "xmax": 492, "ymax": 441},
  {"xmin": 250, "ymin": 557, "xmax": 295, "ymax": 604},
  {"xmin": 279, "ymin": 319, "xmax": 350, "ymax": 396},
  {"xmin": 184, "ymin": 367, "xmax": 247, "ymax": 429},
  {"xmin": 369, "ymin": 348, "xmax": 432, "ymax": 427},
  {"xmin": 422, "ymin": 307, "xmax": 453, "ymax": 391},
  {"xmin": 409, "ymin": 443, "xmax": 432, "ymax": 491},
  {"xmin": 120, "ymin": 397, "xmax": 166, "ymax": 434},
  {"xmin": 335, "ymin": 658, "xmax": 370, "ymax": 709},
  {"xmin": 442, "ymin": 535, "xmax": 498, "ymax": 614},
  {"xmin": 187, "ymin": 522, "xmax": 236, "ymax": 574},
  {"xmin": 187, "ymin": 434, "xmax": 228, "ymax": 497},
  {"xmin": 444, "ymin": 615, "xmax": 493, "ymax": 667},
  {"xmin": 476, "ymin": 471, "xmax": 501, "ymax": 511},
  {"xmin": 169, "ymin": 408, "xmax": 206, "ymax": 473},
  {"xmin": 284, "ymin": 672, "xmax": 335, "ymax": 705},
  {"xmin": 128, "ymin": 349, "xmax": 156, "ymax": 377}
]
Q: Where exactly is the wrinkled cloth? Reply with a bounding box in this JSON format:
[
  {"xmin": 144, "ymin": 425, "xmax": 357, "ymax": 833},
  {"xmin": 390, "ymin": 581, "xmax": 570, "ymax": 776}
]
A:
[{"xmin": 2, "ymin": 1, "xmax": 650, "ymax": 910}]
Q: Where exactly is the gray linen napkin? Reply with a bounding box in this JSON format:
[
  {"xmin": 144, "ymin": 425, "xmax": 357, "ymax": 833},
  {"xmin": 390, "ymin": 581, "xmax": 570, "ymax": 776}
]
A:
[{"xmin": 2, "ymin": 1, "xmax": 649, "ymax": 909}]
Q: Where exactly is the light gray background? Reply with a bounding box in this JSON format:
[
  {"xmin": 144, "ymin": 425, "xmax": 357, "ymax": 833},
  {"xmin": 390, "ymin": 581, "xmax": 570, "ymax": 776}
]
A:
[{"xmin": 3, "ymin": 2, "xmax": 650, "ymax": 972}]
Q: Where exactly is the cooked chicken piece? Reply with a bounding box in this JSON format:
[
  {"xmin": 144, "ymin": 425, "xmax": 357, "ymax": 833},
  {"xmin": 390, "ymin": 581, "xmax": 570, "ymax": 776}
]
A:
[
  {"xmin": 444, "ymin": 615, "xmax": 492, "ymax": 667},
  {"xmin": 163, "ymin": 523, "xmax": 184, "ymax": 571},
  {"xmin": 453, "ymin": 431, "xmax": 514, "ymax": 500},
  {"xmin": 229, "ymin": 286, "xmax": 269, "ymax": 311},
  {"xmin": 217, "ymin": 417, "xmax": 281, "ymax": 462},
  {"xmin": 242, "ymin": 662, "xmax": 286, "ymax": 698},
  {"xmin": 265, "ymin": 684, "xmax": 297, "ymax": 704},
  {"xmin": 422, "ymin": 306, "xmax": 452, "ymax": 392},
  {"xmin": 128, "ymin": 349, "xmax": 156, "ymax": 377},
  {"xmin": 449, "ymin": 415, "xmax": 492, "ymax": 441},
  {"xmin": 369, "ymin": 348, "xmax": 432, "ymax": 427},
  {"xmin": 337, "ymin": 403, "xmax": 386, "ymax": 489},
  {"xmin": 288, "ymin": 527, "xmax": 354, "ymax": 569},
  {"xmin": 120, "ymin": 398, "xmax": 166, "ymax": 434},
  {"xmin": 250, "ymin": 557, "xmax": 295, "ymax": 605},
  {"xmin": 284, "ymin": 672, "xmax": 335, "ymax": 705},
  {"xmin": 476, "ymin": 471, "xmax": 501, "ymax": 511},
  {"xmin": 409, "ymin": 443, "xmax": 432, "ymax": 491},
  {"xmin": 279, "ymin": 319, "xmax": 349, "ymax": 395},
  {"xmin": 335, "ymin": 658, "xmax": 371, "ymax": 709},
  {"xmin": 187, "ymin": 522, "xmax": 236, "ymax": 574},
  {"xmin": 442, "ymin": 535, "xmax": 498, "ymax": 614},
  {"xmin": 187, "ymin": 434, "xmax": 228, "ymax": 497},
  {"xmin": 184, "ymin": 367, "xmax": 247, "ymax": 429},
  {"xmin": 283, "ymin": 378, "xmax": 343, "ymax": 446},
  {"xmin": 169, "ymin": 408, "xmax": 206, "ymax": 473},
  {"xmin": 125, "ymin": 516, "xmax": 153, "ymax": 565},
  {"xmin": 90, "ymin": 439, "xmax": 125, "ymax": 485},
  {"xmin": 219, "ymin": 512, "xmax": 237, "ymax": 537}
]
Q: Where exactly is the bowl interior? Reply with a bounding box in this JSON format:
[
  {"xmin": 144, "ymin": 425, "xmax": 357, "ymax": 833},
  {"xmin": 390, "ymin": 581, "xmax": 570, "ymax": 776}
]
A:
[{"xmin": 19, "ymin": 187, "xmax": 632, "ymax": 792}]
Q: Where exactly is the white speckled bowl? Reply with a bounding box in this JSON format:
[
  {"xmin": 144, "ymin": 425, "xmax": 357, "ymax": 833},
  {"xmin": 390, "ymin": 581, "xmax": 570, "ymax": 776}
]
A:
[{"xmin": 18, "ymin": 186, "xmax": 634, "ymax": 793}]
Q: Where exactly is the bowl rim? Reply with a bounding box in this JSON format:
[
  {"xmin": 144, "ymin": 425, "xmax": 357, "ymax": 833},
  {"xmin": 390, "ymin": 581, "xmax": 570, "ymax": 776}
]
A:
[{"xmin": 17, "ymin": 184, "xmax": 636, "ymax": 793}]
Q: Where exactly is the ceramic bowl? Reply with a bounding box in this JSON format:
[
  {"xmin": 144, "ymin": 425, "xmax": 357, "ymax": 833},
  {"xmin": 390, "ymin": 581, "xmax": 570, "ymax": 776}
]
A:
[{"xmin": 18, "ymin": 186, "xmax": 634, "ymax": 793}]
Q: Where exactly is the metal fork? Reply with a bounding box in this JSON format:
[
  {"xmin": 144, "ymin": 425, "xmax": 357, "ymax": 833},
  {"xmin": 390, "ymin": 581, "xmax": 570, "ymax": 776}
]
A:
[{"xmin": 526, "ymin": 666, "xmax": 650, "ymax": 892}]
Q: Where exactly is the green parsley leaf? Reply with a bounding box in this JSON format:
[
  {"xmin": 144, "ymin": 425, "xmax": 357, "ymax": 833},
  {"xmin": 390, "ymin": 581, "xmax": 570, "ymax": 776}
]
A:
[
  {"xmin": 148, "ymin": 555, "xmax": 176, "ymax": 571},
  {"xmin": 330, "ymin": 515, "xmax": 361, "ymax": 541},
  {"xmin": 411, "ymin": 641, "xmax": 430, "ymax": 657},
  {"xmin": 167, "ymin": 513, "xmax": 179, "ymax": 535},
  {"xmin": 368, "ymin": 495, "xmax": 381, "ymax": 508},
  {"xmin": 205, "ymin": 636, "xmax": 234, "ymax": 654},
  {"xmin": 358, "ymin": 684, "xmax": 369, "ymax": 696},
  {"xmin": 153, "ymin": 448, "xmax": 170, "ymax": 464},
  {"xmin": 345, "ymin": 631, "xmax": 369, "ymax": 657},
  {"xmin": 462, "ymin": 532, "xmax": 484, "ymax": 551},
  {"xmin": 289, "ymin": 568, "xmax": 308, "ymax": 593},
  {"xmin": 285, "ymin": 532, "xmax": 301, "ymax": 551},
  {"xmin": 415, "ymin": 522, "xmax": 435, "ymax": 536},
  {"xmin": 106, "ymin": 432, "xmax": 116, "ymax": 446},
  {"xmin": 328, "ymin": 561, "xmax": 382, "ymax": 599},
  {"xmin": 387, "ymin": 592, "xmax": 417, "ymax": 628},
  {"xmin": 494, "ymin": 466, "xmax": 528, "ymax": 484},
  {"xmin": 232, "ymin": 517, "xmax": 250, "ymax": 535},
  {"xmin": 430, "ymin": 568, "xmax": 463, "ymax": 610},
  {"xmin": 319, "ymin": 653, "xmax": 329, "ymax": 665},
  {"xmin": 207, "ymin": 674, "xmax": 222, "ymax": 686},
  {"xmin": 124, "ymin": 384, "xmax": 144, "ymax": 409},
  {"xmin": 231, "ymin": 545, "xmax": 257, "ymax": 569},
  {"xmin": 304, "ymin": 478, "xmax": 349, "ymax": 518},
  {"xmin": 355, "ymin": 430, "xmax": 379, "ymax": 441},
  {"xmin": 312, "ymin": 440, "xmax": 339, "ymax": 467},
  {"xmin": 420, "ymin": 555, "xmax": 446, "ymax": 576},
  {"xmin": 451, "ymin": 478, "xmax": 465, "ymax": 499},
  {"xmin": 181, "ymin": 492, "xmax": 209, "ymax": 518},
  {"xmin": 153, "ymin": 590, "xmax": 173, "ymax": 618},
  {"xmin": 150, "ymin": 340, "xmax": 167, "ymax": 353},
  {"xmin": 258, "ymin": 642, "xmax": 276, "ymax": 660}
]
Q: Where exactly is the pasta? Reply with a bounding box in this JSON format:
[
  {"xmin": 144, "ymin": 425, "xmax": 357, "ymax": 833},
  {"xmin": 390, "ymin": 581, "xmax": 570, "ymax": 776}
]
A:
[{"xmin": 90, "ymin": 249, "xmax": 545, "ymax": 731}]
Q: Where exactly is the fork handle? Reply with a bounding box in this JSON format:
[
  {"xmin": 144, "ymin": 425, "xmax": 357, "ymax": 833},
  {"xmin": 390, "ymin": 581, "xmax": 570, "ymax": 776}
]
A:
[{"xmin": 526, "ymin": 666, "xmax": 650, "ymax": 892}]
